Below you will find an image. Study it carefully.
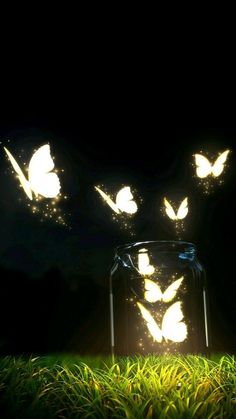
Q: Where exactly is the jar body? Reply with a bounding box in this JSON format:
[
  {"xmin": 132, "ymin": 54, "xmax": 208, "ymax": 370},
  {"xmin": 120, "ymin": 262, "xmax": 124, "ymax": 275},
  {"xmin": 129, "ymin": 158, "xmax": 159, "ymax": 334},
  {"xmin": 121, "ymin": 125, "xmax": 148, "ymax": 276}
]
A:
[{"xmin": 110, "ymin": 241, "xmax": 210, "ymax": 355}]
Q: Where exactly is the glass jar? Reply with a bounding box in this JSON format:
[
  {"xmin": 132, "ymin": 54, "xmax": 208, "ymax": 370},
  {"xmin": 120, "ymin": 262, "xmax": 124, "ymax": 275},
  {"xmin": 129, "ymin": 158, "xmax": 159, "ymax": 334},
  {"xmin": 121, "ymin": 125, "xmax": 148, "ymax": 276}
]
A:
[{"xmin": 109, "ymin": 241, "xmax": 210, "ymax": 356}]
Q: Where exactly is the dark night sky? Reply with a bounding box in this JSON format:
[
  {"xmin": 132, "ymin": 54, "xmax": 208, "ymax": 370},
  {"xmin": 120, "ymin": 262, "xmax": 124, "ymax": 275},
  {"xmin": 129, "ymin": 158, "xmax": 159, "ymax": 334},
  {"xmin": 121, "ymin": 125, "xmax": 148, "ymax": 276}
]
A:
[{"xmin": 0, "ymin": 73, "xmax": 236, "ymax": 354}]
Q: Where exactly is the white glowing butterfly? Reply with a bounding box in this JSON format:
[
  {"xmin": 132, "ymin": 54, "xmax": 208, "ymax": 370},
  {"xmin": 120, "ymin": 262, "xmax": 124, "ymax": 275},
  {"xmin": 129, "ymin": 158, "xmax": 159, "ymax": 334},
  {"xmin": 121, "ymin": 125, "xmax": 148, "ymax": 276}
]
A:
[
  {"xmin": 144, "ymin": 277, "xmax": 183, "ymax": 303},
  {"xmin": 95, "ymin": 186, "xmax": 137, "ymax": 214},
  {"xmin": 194, "ymin": 150, "xmax": 230, "ymax": 178},
  {"xmin": 138, "ymin": 248, "xmax": 155, "ymax": 276},
  {"xmin": 137, "ymin": 301, "xmax": 187, "ymax": 343},
  {"xmin": 164, "ymin": 197, "xmax": 188, "ymax": 221},
  {"xmin": 4, "ymin": 145, "xmax": 61, "ymax": 201}
]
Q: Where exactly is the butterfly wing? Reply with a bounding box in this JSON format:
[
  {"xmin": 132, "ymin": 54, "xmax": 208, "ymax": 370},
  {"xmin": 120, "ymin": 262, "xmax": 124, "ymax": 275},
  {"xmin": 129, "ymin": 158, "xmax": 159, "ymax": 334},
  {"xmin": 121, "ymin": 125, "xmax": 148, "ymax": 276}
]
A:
[
  {"xmin": 164, "ymin": 198, "xmax": 177, "ymax": 220},
  {"xmin": 28, "ymin": 145, "xmax": 61, "ymax": 198},
  {"xmin": 212, "ymin": 150, "xmax": 230, "ymax": 177},
  {"xmin": 137, "ymin": 302, "xmax": 162, "ymax": 342},
  {"xmin": 194, "ymin": 154, "xmax": 212, "ymax": 178},
  {"xmin": 176, "ymin": 198, "xmax": 188, "ymax": 220},
  {"xmin": 162, "ymin": 301, "xmax": 187, "ymax": 342},
  {"xmin": 162, "ymin": 276, "xmax": 184, "ymax": 303},
  {"xmin": 138, "ymin": 250, "xmax": 155, "ymax": 276},
  {"xmin": 116, "ymin": 186, "xmax": 137, "ymax": 214},
  {"xmin": 144, "ymin": 279, "xmax": 163, "ymax": 303},
  {"xmin": 4, "ymin": 147, "xmax": 33, "ymax": 200},
  {"xmin": 95, "ymin": 186, "xmax": 120, "ymax": 214}
]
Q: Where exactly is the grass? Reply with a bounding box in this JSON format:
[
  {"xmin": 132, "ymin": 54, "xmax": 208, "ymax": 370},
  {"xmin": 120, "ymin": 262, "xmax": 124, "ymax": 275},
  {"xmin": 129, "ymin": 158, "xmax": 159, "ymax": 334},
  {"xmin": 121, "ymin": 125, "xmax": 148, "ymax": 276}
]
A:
[{"xmin": 0, "ymin": 354, "xmax": 236, "ymax": 418}]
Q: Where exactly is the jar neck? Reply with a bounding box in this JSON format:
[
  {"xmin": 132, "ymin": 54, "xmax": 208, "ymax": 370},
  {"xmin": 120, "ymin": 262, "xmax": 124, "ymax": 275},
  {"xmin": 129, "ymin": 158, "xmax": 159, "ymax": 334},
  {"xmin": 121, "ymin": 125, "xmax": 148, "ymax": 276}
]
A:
[
  {"xmin": 113, "ymin": 241, "xmax": 197, "ymax": 273},
  {"xmin": 116, "ymin": 241, "xmax": 196, "ymax": 259}
]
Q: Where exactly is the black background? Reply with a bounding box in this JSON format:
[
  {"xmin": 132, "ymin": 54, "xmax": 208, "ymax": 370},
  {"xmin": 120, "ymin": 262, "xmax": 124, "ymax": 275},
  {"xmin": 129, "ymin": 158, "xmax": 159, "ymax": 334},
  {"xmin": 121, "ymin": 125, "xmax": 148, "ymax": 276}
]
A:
[{"xmin": 0, "ymin": 68, "xmax": 235, "ymax": 355}]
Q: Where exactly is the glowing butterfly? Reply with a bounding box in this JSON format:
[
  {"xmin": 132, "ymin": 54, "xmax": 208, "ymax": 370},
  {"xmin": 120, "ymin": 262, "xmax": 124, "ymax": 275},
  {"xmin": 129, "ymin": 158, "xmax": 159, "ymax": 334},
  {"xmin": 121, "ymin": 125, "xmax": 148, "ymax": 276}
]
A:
[
  {"xmin": 137, "ymin": 301, "xmax": 187, "ymax": 343},
  {"xmin": 138, "ymin": 248, "xmax": 155, "ymax": 276},
  {"xmin": 144, "ymin": 277, "xmax": 183, "ymax": 303},
  {"xmin": 194, "ymin": 150, "xmax": 230, "ymax": 178},
  {"xmin": 4, "ymin": 145, "xmax": 61, "ymax": 200},
  {"xmin": 164, "ymin": 197, "xmax": 188, "ymax": 220},
  {"xmin": 95, "ymin": 186, "xmax": 137, "ymax": 214}
]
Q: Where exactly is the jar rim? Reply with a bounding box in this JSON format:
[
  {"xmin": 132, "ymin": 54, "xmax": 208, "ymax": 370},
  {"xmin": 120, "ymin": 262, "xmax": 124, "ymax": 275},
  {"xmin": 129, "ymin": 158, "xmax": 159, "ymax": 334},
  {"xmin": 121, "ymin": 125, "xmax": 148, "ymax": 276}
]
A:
[{"xmin": 116, "ymin": 240, "xmax": 196, "ymax": 257}]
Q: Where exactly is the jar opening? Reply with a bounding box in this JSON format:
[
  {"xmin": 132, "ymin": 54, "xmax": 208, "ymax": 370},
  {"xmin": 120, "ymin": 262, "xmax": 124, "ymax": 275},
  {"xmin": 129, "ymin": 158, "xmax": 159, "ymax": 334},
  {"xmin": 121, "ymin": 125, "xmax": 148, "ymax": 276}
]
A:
[{"xmin": 116, "ymin": 241, "xmax": 196, "ymax": 258}]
